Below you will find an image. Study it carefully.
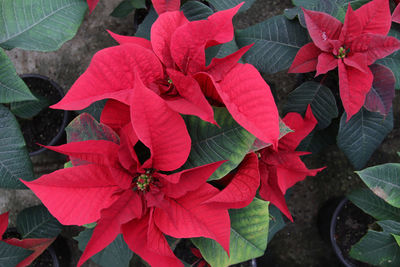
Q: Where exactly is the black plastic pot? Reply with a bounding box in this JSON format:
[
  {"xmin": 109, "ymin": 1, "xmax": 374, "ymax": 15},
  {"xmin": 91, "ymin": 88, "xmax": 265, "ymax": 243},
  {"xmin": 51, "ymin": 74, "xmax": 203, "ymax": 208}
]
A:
[
  {"xmin": 318, "ymin": 198, "xmax": 374, "ymax": 267},
  {"xmin": 17, "ymin": 74, "xmax": 69, "ymax": 156}
]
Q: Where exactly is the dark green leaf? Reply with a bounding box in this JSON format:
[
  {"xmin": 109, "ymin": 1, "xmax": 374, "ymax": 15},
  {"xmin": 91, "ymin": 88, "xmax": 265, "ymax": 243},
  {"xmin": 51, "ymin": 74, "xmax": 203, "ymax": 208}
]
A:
[
  {"xmin": 111, "ymin": 0, "xmax": 146, "ymax": 18},
  {"xmin": 181, "ymin": 107, "xmax": 255, "ymax": 180},
  {"xmin": 205, "ymin": 39, "xmax": 240, "ymax": 66},
  {"xmin": 192, "ymin": 198, "xmax": 269, "ymax": 266},
  {"xmin": 135, "ymin": 7, "xmax": 157, "ymax": 40},
  {"xmin": 0, "ymin": 104, "xmax": 33, "ymax": 189},
  {"xmin": 350, "ymin": 230, "xmax": 400, "ymax": 266},
  {"xmin": 268, "ymin": 205, "xmax": 286, "ymax": 243},
  {"xmin": 236, "ymin": 15, "xmax": 309, "ymax": 74},
  {"xmin": 292, "ymin": 0, "xmax": 371, "ymax": 22},
  {"xmin": 10, "ymin": 93, "xmax": 50, "ymax": 119},
  {"xmin": 76, "ymin": 99, "xmax": 107, "ymax": 122},
  {"xmin": 379, "ymin": 220, "xmax": 400, "ymax": 235},
  {"xmin": 75, "ymin": 228, "xmax": 133, "ymax": 267},
  {"xmin": 0, "ymin": 49, "xmax": 35, "ymax": 103},
  {"xmin": 205, "ymin": 0, "xmax": 255, "ymax": 12},
  {"xmin": 182, "ymin": 1, "xmax": 213, "ymax": 21},
  {"xmin": 16, "ymin": 205, "xmax": 62, "ymax": 239},
  {"xmin": 66, "ymin": 113, "xmax": 119, "ymax": 144},
  {"xmin": 377, "ymin": 24, "xmax": 400, "ymax": 90},
  {"xmin": 356, "ymin": 163, "xmax": 400, "ymax": 208},
  {"xmin": 348, "ymin": 189, "xmax": 400, "ymax": 222},
  {"xmin": 0, "ymin": 241, "xmax": 33, "ymax": 266},
  {"xmin": 297, "ymin": 121, "xmax": 338, "ymax": 154},
  {"xmin": 283, "ymin": 81, "xmax": 338, "ymax": 130},
  {"xmin": 0, "ymin": 0, "xmax": 87, "ymax": 51},
  {"xmin": 337, "ymin": 108, "xmax": 393, "ymax": 170}
]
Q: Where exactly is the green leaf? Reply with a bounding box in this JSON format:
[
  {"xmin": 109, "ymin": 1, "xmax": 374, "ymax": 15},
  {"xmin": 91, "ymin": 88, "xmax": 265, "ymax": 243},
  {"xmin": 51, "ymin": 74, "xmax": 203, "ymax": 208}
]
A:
[
  {"xmin": 283, "ymin": 81, "xmax": 338, "ymax": 130},
  {"xmin": 0, "ymin": 241, "xmax": 33, "ymax": 266},
  {"xmin": 10, "ymin": 93, "xmax": 50, "ymax": 119},
  {"xmin": 268, "ymin": 204, "xmax": 286, "ymax": 243},
  {"xmin": 379, "ymin": 220, "xmax": 400, "ymax": 235},
  {"xmin": 236, "ymin": 15, "xmax": 309, "ymax": 74},
  {"xmin": 182, "ymin": 1, "xmax": 213, "ymax": 21},
  {"xmin": 75, "ymin": 228, "xmax": 133, "ymax": 267},
  {"xmin": 111, "ymin": 0, "xmax": 146, "ymax": 18},
  {"xmin": 0, "ymin": 0, "xmax": 87, "ymax": 51},
  {"xmin": 392, "ymin": 234, "xmax": 400, "ymax": 247},
  {"xmin": 292, "ymin": 0, "xmax": 371, "ymax": 22},
  {"xmin": 356, "ymin": 163, "xmax": 400, "ymax": 208},
  {"xmin": 337, "ymin": 108, "xmax": 393, "ymax": 170},
  {"xmin": 297, "ymin": 121, "xmax": 338, "ymax": 154},
  {"xmin": 348, "ymin": 189, "xmax": 400, "ymax": 222},
  {"xmin": 205, "ymin": 0, "xmax": 255, "ymax": 12},
  {"xmin": 0, "ymin": 104, "xmax": 33, "ymax": 189},
  {"xmin": 350, "ymin": 230, "xmax": 400, "ymax": 266},
  {"xmin": 66, "ymin": 113, "xmax": 119, "ymax": 144},
  {"xmin": 205, "ymin": 39, "xmax": 240, "ymax": 66},
  {"xmin": 16, "ymin": 205, "xmax": 62, "ymax": 239},
  {"xmin": 180, "ymin": 107, "xmax": 255, "ymax": 181},
  {"xmin": 64, "ymin": 161, "xmax": 73, "ymax": 168},
  {"xmin": 377, "ymin": 24, "xmax": 400, "ymax": 90},
  {"xmin": 0, "ymin": 48, "xmax": 35, "ymax": 103},
  {"xmin": 135, "ymin": 6, "xmax": 157, "ymax": 40},
  {"xmin": 76, "ymin": 99, "xmax": 107, "ymax": 122},
  {"xmin": 192, "ymin": 198, "xmax": 269, "ymax": 267}
]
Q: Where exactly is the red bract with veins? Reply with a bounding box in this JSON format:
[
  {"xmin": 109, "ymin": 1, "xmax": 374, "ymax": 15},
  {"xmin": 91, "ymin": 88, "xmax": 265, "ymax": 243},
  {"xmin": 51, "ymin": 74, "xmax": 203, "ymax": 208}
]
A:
[
  {"xmin": 0, "ymin": 212, "xmax": 55, "ymax": 267},
  {"xmin": 86, "ymin": 0, "xmax": 99, "ymax": 13},
  {"xmin": 257, "ymin": 106, "xmax": 325, "ymax": 221},
  {"xmin": 289, "ymin": 0, "xmax": 400, "ymax": 120},
  {"xmin": 52, "ymin": 0, "xmax": 280, "ymax": 152},
  {"xmin": 22, "ymin": 125, "xmax": 259, "ymax": 267}
]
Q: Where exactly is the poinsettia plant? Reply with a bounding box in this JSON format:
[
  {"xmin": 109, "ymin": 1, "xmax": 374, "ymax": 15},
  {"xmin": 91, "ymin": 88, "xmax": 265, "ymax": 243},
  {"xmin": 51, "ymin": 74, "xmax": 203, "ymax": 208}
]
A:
[
  {"xmin": 234, "ymin": 0, "xmax": 400, "ymax": 170},
  {"xmin": 10, "ymin": 0, "xmax": 400, "ymax": 266},
  {"xmin": 18, "ymin": 0, "xmax": 326, "ymax": 266}
]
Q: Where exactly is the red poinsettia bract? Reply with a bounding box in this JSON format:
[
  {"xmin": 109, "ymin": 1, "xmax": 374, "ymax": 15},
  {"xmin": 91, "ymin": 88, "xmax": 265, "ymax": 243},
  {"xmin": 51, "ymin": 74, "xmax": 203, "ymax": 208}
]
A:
[
  {"xmin": 22, "ymin": 126, "xmax": 259, "ymax": 267},
  {"xmin": 289, "ymin": 0, "xmax": 400, "ymax": 120},
  {"xmin": 52, "ymin": 1, "xmax": 280, "ymax": 153},
  {"xmin": 258, "ymin": 106, "xmax": 325, "ymax": 221},
  {"xmin": 0, "ymin": 212, "xmax": 55, "ymax": 267},
  {"xmin": 86, "ymin": 0, "xmax": 99, "ymax": 13}
]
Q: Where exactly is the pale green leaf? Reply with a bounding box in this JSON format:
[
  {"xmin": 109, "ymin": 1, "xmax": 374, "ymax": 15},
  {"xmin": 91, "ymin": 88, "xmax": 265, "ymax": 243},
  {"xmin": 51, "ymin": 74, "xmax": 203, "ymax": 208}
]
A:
[
  {"xmin": 356, "ymin": 163, "xmax": 400, "ymax": 208},
  {"xmin": 0, "ymin": 0, "xmax": 87, "ymax": 51},
  {"xmin": 192, "ymin": 198, "xmax": 269, "ymax": 267}
]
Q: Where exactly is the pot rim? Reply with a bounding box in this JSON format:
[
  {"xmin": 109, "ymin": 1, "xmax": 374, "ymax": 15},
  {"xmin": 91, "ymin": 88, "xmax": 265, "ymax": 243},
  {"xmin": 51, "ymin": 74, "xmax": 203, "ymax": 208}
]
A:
[
  {"xmin": 329, "ymin": 197, "xmax": 355, "ymax": 267},
  {"xmin": 19, "ymin": 74, "xmax": 69, "ymax": 157}
]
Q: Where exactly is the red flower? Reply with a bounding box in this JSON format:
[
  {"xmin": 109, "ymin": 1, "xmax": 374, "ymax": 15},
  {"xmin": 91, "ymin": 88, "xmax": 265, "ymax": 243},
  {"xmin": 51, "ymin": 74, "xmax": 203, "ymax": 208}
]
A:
[
  {"xmin": 0, "ymin": 212, "xmax": 55, "ymax": 267},
  {"xmin": 86, "ymin": 0, "xmax": 99, "ymax": 13},
  {"xmin": 22, "ymin": 125, "xmax": 258, "ymax": 266},
  {"xmin": 258, "ymin": 106, "xmax": 325, "ymax": 221},
  {"xmin": 52, "ymin": 2, "xmax": 280, "ymax": 152},
  {"xmin": 289, "ymin": 0, "xmax": 400, "ymax": 120}
]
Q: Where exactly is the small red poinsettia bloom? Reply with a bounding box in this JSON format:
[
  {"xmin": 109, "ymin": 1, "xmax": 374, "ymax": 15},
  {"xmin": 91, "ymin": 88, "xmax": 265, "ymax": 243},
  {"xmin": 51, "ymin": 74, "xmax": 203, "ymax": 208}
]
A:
[
  {"xmin": 53, "ymin": 0, "xmax": 280, "ymax": 151},
  {"xmin": 22, "ymin": 125, "xmax": 258, "ymax": 267},
  {"xmin": 257, "ymin": 106, "xmax": 325, "ymax": 221},
  {"xmin": 0, "ymin": 212, "xmax": 55, "ymax": 267},
  {"xmin": 86, "ymin": 0, "xmax": 99, "ymax": 13},
  {"xmin": 289, "ymin": 0, "xmax": 400, "ymax": 120}
]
